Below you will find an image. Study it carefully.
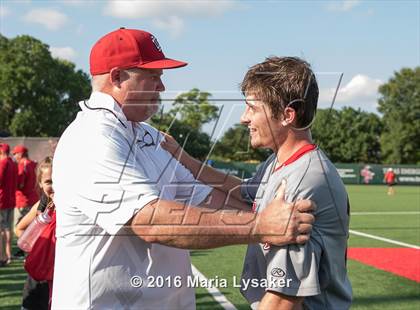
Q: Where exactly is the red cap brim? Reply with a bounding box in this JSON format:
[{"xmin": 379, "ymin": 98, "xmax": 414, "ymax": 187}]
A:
[{"xmin": 138, "ymin": 58, "xmax": 187, "ymax": 69}]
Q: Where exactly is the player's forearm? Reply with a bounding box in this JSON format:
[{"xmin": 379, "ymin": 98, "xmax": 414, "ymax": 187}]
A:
[
  {"xmin": 203, "ymin": 188, "xmax": 251, "ymax": 211},
  {"xmin": 258, "ymin": 291, "xmax": 303, "ymax": 310},
  {"xmin": 130, "ymin": 199, "xmax": 258, "ymax": 249},
  {"xmin": 161, "ymin": 133, "xmax": 244, "ymax": 201},
  {"xmin": 178, "ymin": 152, "xmax": 244, "ymax": 201}
]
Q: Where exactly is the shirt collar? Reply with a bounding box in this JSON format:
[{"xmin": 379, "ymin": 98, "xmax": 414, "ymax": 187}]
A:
[
  {"xmin": 79, "ymin": 91, "xmax": 130, "ymax": 127},
  {"xmin": 274, "ymin": 144, "xmax": 317, "ymax": 172}
]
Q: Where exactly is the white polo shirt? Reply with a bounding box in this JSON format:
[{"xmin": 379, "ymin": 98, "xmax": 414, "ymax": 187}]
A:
[{"xmin": 52, "ymin": 92, "xmax": 212, "ymax": 310}]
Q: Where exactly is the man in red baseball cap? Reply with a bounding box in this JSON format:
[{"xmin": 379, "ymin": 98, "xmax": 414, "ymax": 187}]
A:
[
  {"xmin": 0, "ymin": 143, "xmax": 17, "ymax": 266},
  {"xmin": 51, "ymin": 28, "xmax": 315, "ymax": 310},
  {"xmin": 12, "ymin": 144, "xmax": 39, "ymax": 227},
  {"xmin": 89, "ymin": 27, "xmax": 187, "ymax": 123}
]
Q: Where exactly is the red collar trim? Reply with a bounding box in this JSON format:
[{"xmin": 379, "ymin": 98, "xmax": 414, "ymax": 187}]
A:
[{"xmin": 274, "ymin": 144, "xmax": 317, "ymax": 172}]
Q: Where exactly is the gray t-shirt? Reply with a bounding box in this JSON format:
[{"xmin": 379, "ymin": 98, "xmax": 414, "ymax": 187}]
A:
[{"xmin": 241, "ymin": 147, "xmax": 352, "ymax": 310}]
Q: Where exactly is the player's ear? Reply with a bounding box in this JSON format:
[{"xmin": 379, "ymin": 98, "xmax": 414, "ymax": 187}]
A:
[{"xmin": 281, "ymin": 106, "xmax": 296, "ymax": 126}]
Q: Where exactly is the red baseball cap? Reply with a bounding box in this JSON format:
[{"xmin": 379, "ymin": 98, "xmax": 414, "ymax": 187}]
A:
[
  {"xmin": 0, "ymin": 143, "xmax": 10, "ymax": 154},
  {"xmin": 90, "ymin": 28, "xmax": 187, "ymax": 75},
  {"xmin": 12, "ymin": 144, "xmax": 28, "ymax": 154}
]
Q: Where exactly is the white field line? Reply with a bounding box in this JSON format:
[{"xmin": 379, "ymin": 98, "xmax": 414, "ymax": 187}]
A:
[
  {"xmin": 191, "ymin": 264, "xmax": 238, "ymax": 310},
  {"xmin": 349, "ymin": 229, "xmax": 420, "ymax": 250},
  {"xmin": 351, "ymin": 211, "xmax": 420, "ymax": 215}
]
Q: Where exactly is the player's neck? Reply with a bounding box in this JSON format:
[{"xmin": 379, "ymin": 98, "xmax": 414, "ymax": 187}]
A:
[{"xmin": 274, "ymin": 129, "xmax": 313, "ymax": 166}]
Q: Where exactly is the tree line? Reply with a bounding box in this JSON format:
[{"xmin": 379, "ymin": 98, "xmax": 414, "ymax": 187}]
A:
[{"xmin": 1, "ymin": 34, "xmax": 419, "ymax": 164}]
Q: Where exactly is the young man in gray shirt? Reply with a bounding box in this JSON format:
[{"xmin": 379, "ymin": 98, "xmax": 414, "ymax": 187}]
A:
[
  {"xmin": 239, "ymin": 56, "xmax": 352, "ymax": 309},
  {"xmin": 163, "ymin": 56, "xmax": 352, "ymax": 309}
]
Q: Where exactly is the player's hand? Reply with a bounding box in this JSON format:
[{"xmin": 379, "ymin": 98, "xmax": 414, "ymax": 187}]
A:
[
  {"xmin": 253, "ymin": 179, "xmax": 316, "ymax": 246},
  {"xmin": 160, "ymin": 132, "xmax": 184, "ymax": 159}
]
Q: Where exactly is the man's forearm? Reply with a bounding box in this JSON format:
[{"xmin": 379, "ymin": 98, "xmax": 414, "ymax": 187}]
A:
[
  {"xmin": 130, "ymin": 199, "xmax": 258, "ymax": 249},
  {"xmin": 130, "ymin": 181, "xmax": 315, "ymax": 250}
]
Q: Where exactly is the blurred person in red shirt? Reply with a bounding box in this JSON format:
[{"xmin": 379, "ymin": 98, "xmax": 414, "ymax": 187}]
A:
[
  {"xmin": 12, "ymin": 145, "xmax": 39, "ymax": 225},
  {"xmin": 15, "ymin": 156, "xmax": 54, "ymax": 310},
  {"xmin": 384, "ymin": 168, "xmax": 397, "ymax": 196},
  {"xmin": 0, "ymin": 143, "xmax": 17, "ymax": 266}
]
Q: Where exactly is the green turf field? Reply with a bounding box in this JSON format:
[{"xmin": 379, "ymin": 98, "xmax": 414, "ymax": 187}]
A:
[{"xmin": 0, "ymin": 185, "xmax": 419, "ymax": 309}]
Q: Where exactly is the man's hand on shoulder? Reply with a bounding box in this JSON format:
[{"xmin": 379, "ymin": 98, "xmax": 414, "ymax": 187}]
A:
[{"xmin": 253, "ymin": 179, "xmax": 315, "ymax": 246}]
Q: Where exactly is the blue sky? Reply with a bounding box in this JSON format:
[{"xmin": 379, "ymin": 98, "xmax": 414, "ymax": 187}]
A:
[{"xmin": 1, "ymin": 0, "xmax": 419, "ymax": 135}]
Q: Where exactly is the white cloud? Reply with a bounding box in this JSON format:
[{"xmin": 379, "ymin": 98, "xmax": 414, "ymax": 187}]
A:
[
  {"xmin": 319, "ymin": 74, "xmax": 382, "ymax": 109},
  {"xmin": 0, "ymin": 6, "xmax": 10, "ymax": 18},
  {"xmin": 104, "ymin": 0, "xmax": 236, "ymax": 18},
  {"xmin": 103, "ymin": 0, "xmax": 236, "ymax": 36},
  {"xmin": 23, "ymin": 8, "xmax": 68, "ymax": 30},
  {"xmin": 61, "ymin": 0, "xmax": 87, "ymax": 6},
  {"xmin": 152, "ymin": 16, "xmax": 184, "ymax": 39},
  {"xmin": 50, "ymin": 46, "xmax": 77, "ymax": 61},
  {"xmin": 326, "ymin": 0, "xmax": 361, "ymax": 12}
]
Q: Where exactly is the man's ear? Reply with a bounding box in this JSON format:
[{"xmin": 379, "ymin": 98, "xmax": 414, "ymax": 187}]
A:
[
  {"xmin": 109, "ymin": 67, "xmax": 122, "ymax": 88},
  {"xmin": 281, "ymin": 106, "xmax": 296, "ymax": 126}
]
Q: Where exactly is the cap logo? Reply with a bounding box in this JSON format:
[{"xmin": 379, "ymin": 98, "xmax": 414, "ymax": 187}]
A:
[{"xmin": 150, "ymin": 35, "xmax": 162, "ymax": 52}]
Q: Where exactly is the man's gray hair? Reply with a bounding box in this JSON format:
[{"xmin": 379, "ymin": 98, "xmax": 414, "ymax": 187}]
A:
[
  {"xmin": 91, "ymin": 74, "xmax": 109, "ymax": 91},
  {"xmin": 91, "ymin": 69, "xmax": 139, "ymax": 91}
]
